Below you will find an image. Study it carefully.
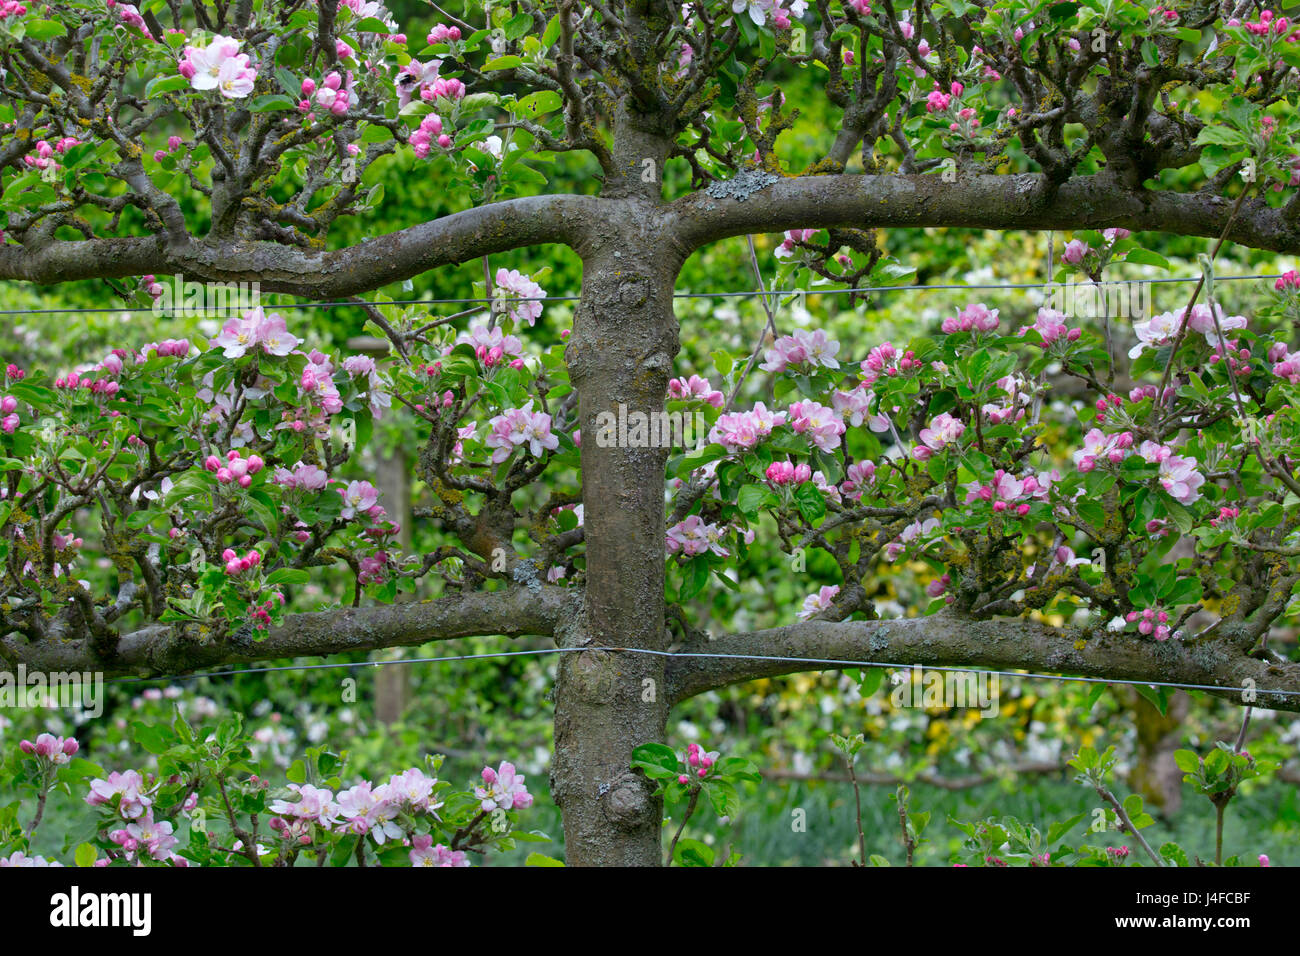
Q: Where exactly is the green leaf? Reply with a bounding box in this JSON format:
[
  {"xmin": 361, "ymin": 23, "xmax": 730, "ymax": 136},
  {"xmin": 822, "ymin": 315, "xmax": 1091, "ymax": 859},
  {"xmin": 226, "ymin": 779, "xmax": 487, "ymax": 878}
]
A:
[
  {"xmin": 513, "ymin": 90, "xmax": 562, "ymax": 117},
  {"xmin": 793, "ymin": 481, "xmax": 826, "ymax": 524},
  {"xmin": 525, "ymin": 852, "xmax": 565, "ymax": 866},
  {"xmin": 24, "ymin": 19, "xmax": 66, "ymax": 41},
  {"xmin": 144, "ymin": 74, "xmax": 194, "ymax": 97},
  {"xmin": 705, "ymin": 778, "xmax": 739, "ymax": 817},
  {"xmin": 711, "ymin": 756, "xmax": 761, "ymax": 783},
  {"xmin": 125, "ymin": 510, "xmax": 161, "ymax": 530},
  {"xmin": 1162, "ymin": 498, "xmax": 1195, "ymax": 534},
  {"xmin": 1122, "ymin": 248, "xmax": 1170, "ymax": 270},
  {"xmin": 630, "ymin": 743, "xmax": 679, "ymax": 778},
  {"xmin": 673, "ymin": 837, "xmax": 714, "ymax": 867},
  {"xmin": 1205, "ymin": 748, "xmax": 1229, "ymax": 775},
  {"xmin": 737, "ymin": 483, "xmax": 770, "ymax": 517},
  {"xmin": 1194, "ymin": 126, "xmax": 1247, "ymax": 148},
  {"xmin": 540, "ymin": 14, "xmax": 562, "ymax": 48},
  {"xmin": 352, "ymin": 16, "xmax": 393, "ymax": 33},
  {"xmin": 286, "ymin": 759, "xmax": 307, "ymax": 785},
  {"xmin": 249, "ymin": 94, "xmax": 297, "ymax": 112},
  {"xmin": 276, "ymin": 68, "xmax": 302, "ymax": 97},
  {"xmin": 1164, "ymin": 576, "xmax": 1202, "ymax": 607},
  {"xmin": 74, "ymin": 843, "xmax": 97, "ymax": 867},
  {"xmin": 504, "ymin": 12, "xmax": 534, "ymax": 40},
  {"xmin": 858, "ymin": 667, "xmax": 886, "ymax": 698},
  {"xmin": 1160, "ymin": 842, "xmax": 1190, "ymax": 867},
  {"xmin": 1133, "ymin": 684, "xmax": 1168, "ymax": 716},
  {"xmin": 482, "ymin": 55, "xmax": 523, "ymax": 71},
  {"xmin": 1173, "ymin": 750, "xmax": 1200, "ymax": 774},
  {"xmin": 264, "ymin": 567, "xmax": 310, "ymax": 586},
  {"xmin": 1047, "ymin": 812, "xmax": 1088, "ymax": 846},
  {"xmin": 131, "ymin": 721, "xmax": 173, "ymax": 755}
]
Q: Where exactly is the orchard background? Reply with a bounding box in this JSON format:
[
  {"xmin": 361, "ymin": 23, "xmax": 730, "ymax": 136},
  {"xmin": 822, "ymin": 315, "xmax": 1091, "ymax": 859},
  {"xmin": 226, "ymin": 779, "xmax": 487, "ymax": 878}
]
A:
[{"xmin": 0, "ymin": 0, "xmax": 1299, "ymax": 867}]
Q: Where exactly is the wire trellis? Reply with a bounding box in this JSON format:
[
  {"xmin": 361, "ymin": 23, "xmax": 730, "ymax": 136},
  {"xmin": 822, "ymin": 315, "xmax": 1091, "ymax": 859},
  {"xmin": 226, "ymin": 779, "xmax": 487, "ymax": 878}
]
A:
[
  {"xmin": 0, "ymin": 271, "xmax": 1290, "ymax": 316},
  {"xmin": 99, "ymin": 644, "xmax": 1300, "ymax": 702},
  {"xmin": 7, "ymin": 265, "xmax": 1297, "ymax": 707}
]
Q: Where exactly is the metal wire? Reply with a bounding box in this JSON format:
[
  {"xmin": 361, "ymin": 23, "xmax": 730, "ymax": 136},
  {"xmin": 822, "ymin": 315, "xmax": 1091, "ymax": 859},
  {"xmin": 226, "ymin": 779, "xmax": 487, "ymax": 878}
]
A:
[
  {"xmin": 101, "ymin": 643, "xmax": 1300, "ymax": 701},
  {"xmin": 1, "ymin": 271, "xmax": 1289, "ymax": 316}
]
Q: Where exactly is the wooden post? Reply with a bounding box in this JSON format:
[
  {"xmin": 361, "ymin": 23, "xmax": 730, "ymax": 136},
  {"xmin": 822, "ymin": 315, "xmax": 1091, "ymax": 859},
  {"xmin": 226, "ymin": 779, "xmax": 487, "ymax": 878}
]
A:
[{"xmin": 346, "ymin": 336, "xmax": 413, "ymax": 725}]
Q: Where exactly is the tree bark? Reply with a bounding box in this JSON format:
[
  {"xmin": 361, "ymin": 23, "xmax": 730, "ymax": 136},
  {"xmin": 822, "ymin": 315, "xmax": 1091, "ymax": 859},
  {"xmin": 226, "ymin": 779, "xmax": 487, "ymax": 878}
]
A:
[
  {"xmin": 550, "ymin": 204, "xmax": 684, "ymax": 864},
  {"xmin": 663, "ymin": 612, "xmax": 1300, "ymax": 714},
  {"xmin": 0, "ymin": 585, "xmax": 572, "ymax": 676}
]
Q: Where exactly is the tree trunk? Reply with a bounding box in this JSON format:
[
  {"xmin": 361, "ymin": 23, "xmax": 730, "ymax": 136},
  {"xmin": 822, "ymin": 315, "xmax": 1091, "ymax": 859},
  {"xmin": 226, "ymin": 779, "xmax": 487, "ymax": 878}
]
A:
[
  {"xmin": 1125, "ymin": 689, "xmax": 1190, "ymax": 817},
  {"xmin": 550, "ymin": 218, "xmax": 683, "ymax": 864}
]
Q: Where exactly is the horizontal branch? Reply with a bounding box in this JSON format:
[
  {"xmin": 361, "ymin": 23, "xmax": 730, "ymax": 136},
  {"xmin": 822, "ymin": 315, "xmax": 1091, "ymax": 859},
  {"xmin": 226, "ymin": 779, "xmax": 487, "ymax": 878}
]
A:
[
  {"xmin": 0, "ymin": 585, "xmax": 576, "ymax": 678},
  {"xmin": 667, "ymin": 173, "xmax": 1300, "ymax": 257},
  {"xmin": 664, "ymin": 612, "xmax": 1300, "ymax": 713},
  {"xmin": 0, "ymin": 194, "xmax": 601, "ymax": 298}
]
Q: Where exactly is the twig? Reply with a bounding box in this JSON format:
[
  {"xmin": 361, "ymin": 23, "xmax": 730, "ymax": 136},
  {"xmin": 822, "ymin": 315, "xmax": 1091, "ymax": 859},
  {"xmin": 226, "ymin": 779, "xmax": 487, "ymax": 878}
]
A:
[
  {"xmin": 665, "ymin": 788, "xmax": 700, "ymax": 866},
  {"xmin": 845, "ymin": 758, "xmax": 867, "ymax": 867},
  {"xmin": 1155, "ymin": 186, "xmax": 1252, "ymax": 407},
  {"xmin": 1094, "ymin": 781, "xmax": 1163, "ymax": 867},
  {"xmin": 722, "ymin": 235, "xmax": 783, "ymax": 414}
]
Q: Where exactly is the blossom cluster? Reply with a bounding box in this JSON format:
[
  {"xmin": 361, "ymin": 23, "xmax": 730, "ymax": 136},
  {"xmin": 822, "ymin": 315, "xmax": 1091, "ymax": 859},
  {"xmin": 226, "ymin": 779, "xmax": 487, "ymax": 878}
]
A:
[
  {"xmin": 178, "ymin": 34, "xmax": 257, "ymax": 99},
  {"xmin": 676, "ymin": 742, "xmax": 721, "ymax": 784},
  {"xmin": 485, "ymin": 401, "xmax": 560, "ymax": 464}
]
